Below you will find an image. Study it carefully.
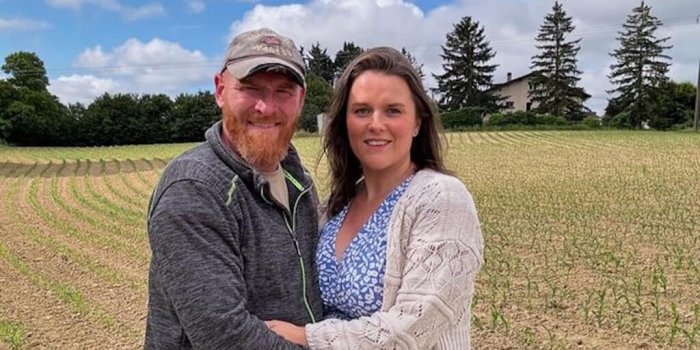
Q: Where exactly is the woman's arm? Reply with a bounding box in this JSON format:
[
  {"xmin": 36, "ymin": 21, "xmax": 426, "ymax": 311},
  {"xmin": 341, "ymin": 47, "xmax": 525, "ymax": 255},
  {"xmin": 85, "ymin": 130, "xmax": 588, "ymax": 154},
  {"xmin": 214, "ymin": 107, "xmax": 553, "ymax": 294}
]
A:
[{"xmin": 304, "ymin": 176, "xmax": 484, "ymax": 350}]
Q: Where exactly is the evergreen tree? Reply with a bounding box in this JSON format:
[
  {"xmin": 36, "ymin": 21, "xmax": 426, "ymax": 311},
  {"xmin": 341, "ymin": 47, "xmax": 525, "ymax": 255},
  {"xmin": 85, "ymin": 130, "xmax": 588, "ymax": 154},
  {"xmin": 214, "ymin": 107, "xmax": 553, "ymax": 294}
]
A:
[
  {"xmin": 530, "ymin": 1, "xmax": 589, "ymax": 120},
  {"xmin": 400, "ymin": 47, "xmax": 425, "ymax": 81},
  {"xmin": 608, "ymin": 1, "xmax": 672, "ymax": 129},
  {"xmin": 433, "ymin": 16, "xmax": 500, "ymax": 112},
  {"xmin": 334, "ymin": 42, "xmax": 364, "ymax": 79},
  {"xmin": 306, "ymin": 43, "xmax": 335, "ymax": 84}
]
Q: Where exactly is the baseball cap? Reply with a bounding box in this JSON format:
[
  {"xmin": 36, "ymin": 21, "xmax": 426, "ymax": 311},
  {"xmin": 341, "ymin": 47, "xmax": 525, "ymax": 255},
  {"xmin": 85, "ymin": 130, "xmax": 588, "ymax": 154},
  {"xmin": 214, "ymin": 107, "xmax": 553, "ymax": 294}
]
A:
[{"xmin": 222, "ymin": 28, "xmax": 306, "ymax": 88}]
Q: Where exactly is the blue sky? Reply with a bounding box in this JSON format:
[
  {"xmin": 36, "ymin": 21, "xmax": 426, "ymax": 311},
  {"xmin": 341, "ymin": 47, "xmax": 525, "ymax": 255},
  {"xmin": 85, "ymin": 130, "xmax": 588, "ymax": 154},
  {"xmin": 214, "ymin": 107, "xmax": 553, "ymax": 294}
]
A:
[{"xmin": 1, "ymin": 0, "xmax": 698, "ymax": 114}]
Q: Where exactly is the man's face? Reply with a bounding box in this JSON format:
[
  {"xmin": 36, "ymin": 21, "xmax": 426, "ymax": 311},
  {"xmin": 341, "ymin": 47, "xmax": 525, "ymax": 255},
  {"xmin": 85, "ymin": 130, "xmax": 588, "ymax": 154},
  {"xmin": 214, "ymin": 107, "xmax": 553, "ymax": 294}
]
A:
[{"xmin": 215, "ymin": 69, "xmax": 305, "ymax": 171}]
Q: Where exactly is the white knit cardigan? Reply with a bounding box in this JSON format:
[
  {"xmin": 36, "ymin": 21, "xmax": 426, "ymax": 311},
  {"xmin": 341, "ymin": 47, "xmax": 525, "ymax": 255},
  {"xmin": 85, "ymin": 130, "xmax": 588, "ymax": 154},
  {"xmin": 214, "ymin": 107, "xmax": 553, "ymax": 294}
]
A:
[{"xmin": 306, "ymin": 169, "xmax": 484, "ymax": 350}]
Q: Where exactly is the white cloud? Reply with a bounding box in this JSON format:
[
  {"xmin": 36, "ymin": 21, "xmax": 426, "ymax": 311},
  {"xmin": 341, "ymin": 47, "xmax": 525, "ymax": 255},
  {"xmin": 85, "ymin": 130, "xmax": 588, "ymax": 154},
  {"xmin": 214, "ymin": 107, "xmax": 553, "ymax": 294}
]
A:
[
  {"xmin": 53, "ymin": 38, "xmax": 215, "ymax": 104},
  {"xmin": 46, "ymin": 0, "xmax": 165, "ymax": 21},
  {"xmin": 0, "ymin": 17, "xmax": 50, "ymax": 32},
  {"xmin": 124, "ymin": 3, "xmax": 166, "ymax": 21},
  {"xmin": 227, "ymin": 0, "xmax": 698, "ymax": 115},
  {"xmin": 46, "ymin": 0, "xmax": 121, "ymax": 11},
  {"xmin": 184, "ymin": 0, "xmax": 205, "ymax": 14},
  {"xmin": 109, "ymin": 38, "xmax": 212, "ymax": 87},
  {"xmin": 49, "ymin": 74, "xmax": 120, "ymax": 105},
  {"xmin": 75, "ymin": 45, "xmax": 111, "ymax": 68}
]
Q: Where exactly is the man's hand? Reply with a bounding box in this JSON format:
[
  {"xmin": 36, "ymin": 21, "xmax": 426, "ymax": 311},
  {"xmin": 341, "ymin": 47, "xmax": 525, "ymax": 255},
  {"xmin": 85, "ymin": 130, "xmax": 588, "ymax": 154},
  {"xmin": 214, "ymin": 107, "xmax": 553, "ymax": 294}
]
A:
[{"xmin": 265, "ymin": 320, "xmax": 308, "ymax": 347}]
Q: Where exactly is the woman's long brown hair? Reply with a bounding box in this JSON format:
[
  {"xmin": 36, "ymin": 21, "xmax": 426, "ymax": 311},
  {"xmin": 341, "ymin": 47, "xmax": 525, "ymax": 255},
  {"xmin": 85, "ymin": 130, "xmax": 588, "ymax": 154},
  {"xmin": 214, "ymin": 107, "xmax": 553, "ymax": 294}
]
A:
[{"xmin": 321, "ymin": 46, "xmax": 448, "ymax": 217}]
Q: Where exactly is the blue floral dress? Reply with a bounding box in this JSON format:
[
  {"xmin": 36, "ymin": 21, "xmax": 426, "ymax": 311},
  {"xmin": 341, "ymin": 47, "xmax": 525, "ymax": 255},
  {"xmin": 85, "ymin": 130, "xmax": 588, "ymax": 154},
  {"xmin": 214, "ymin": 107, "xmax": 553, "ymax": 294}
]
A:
[{"xmin": 317, "ymin": 175, "xmax": 414, "ymax": 320}]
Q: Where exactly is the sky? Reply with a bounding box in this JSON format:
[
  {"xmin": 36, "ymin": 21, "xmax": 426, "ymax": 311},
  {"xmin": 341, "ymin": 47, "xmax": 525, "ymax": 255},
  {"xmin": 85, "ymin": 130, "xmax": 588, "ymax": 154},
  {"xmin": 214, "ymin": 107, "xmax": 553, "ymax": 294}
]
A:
[{"xmin": 1, "ymin": 0, "xmax": 698, "ymax": 115}]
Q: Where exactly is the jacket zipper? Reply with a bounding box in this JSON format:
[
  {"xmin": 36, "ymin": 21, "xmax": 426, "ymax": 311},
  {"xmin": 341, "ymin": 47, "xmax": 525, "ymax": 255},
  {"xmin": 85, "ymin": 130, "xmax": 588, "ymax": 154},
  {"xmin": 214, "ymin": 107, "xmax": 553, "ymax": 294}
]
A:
[{"xmin": 262, "ymin": 170, "xmax": 317, "ymax": 324}]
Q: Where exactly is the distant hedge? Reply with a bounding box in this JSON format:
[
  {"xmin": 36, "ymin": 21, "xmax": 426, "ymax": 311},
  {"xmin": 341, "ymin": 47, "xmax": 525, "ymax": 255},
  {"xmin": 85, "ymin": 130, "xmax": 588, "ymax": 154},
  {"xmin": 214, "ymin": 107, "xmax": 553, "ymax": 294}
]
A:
[
  {"xmin": 440, "ymin": 107, "xmax": 484, "ymax": 129},
  {"xmin": 485, "ymin": 111, "xmax": 568, "ymax": 127},
  {"xmin": 436, "ymin": 109, "xmax": 612, "ymax": 131}
]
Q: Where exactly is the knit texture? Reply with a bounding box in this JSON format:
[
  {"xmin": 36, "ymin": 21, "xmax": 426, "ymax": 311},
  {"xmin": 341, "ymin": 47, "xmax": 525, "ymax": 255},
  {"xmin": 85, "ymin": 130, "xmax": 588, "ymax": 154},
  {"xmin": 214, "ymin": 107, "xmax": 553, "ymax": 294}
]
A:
[{"xmin": 306, "ymin": 169, "xmax": 484, "ymax": 350}]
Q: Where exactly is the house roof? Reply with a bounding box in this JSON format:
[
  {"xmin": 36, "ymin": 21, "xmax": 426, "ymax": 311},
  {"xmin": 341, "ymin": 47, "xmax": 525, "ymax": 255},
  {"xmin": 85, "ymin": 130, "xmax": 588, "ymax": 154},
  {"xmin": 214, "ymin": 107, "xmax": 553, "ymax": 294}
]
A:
[{"xmin": 488, "ymin": 72, "xmax": 535, "ymax": 91}]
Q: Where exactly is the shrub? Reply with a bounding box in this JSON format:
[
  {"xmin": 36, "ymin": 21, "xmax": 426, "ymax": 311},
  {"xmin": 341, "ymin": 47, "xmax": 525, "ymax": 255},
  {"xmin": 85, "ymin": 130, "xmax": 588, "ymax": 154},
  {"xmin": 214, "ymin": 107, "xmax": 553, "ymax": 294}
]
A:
[
  {"xmin": 581, "ymin": 116, "xmax": 601, "ymax": 129},
  {"xmin": 536, "ymin": 114, "xmax": 568, "ymax": 126},
  {"xmin": 299, "ymin": 104, "xmax": 321, "ymax": 133},
  {"xmin": 440, "ymin": 107, "xmax": 484, "ymax": 129},
  {"xmin": 602, "ymin": 111, "xmax": 631, "ymax": 129},
  {"xmin": 486, "ymin": 111, "xmax": 537, "ymax": 126}
]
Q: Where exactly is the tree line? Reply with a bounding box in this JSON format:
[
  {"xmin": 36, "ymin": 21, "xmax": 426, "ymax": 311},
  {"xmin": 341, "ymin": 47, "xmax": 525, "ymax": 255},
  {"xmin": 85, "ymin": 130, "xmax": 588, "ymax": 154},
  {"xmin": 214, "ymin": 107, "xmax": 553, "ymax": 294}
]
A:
[
  {"xmin": 1, "ymin": 1, "xmax": 697, "ymax": 146},
  {"xmin": 0, "ymin": 41, "xmax": 421, "ymax": 146},
  {"xmin": 0, "ymin": 52, "xmax": 220, "ymax": 146},
  {"xmin": 432, "ymin": 1, "xmax": 695, "ymax": 130}
]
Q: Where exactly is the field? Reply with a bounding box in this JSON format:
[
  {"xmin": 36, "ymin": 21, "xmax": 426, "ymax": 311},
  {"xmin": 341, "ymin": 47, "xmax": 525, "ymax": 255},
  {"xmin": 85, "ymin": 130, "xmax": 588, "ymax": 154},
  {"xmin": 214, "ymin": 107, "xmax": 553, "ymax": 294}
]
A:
[{"xmin": 0, "ymin": 130, "xmax": 699, "ymax": 349}]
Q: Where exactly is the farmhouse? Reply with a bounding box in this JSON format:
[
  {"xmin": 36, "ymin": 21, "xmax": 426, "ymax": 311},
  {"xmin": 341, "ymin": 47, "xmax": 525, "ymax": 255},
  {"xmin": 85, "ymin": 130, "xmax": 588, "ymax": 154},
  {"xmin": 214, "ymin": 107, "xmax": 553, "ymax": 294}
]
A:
[{"xmin": 488, "ymin": 72, "xmax": 537, "ymax": 112}]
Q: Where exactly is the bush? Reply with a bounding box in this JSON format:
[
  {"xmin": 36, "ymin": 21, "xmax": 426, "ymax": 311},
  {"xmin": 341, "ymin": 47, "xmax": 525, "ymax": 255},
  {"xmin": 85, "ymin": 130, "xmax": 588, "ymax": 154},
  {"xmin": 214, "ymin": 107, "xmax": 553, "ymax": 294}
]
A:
[
  {"xmin": 482, "ymin": 111, "xmax": 570, "ymax": 128},
  {"xmin": 581, "ymin": 116, "xmax": 601, "ymax": 129},
  {"xmin": 536, "ymin": 114, "xmax": 568, "ymax": 126},
  {"xmin": 299, "ymin": 104, "xmax": 321, "ymax": 133},
  {"xmin": 440, "ymin": 107, "xmax": 484, "ymax": 129},
  {"xmin": 486, "ymin": 111, "xmax": 537, "ymax": 126},
  {"xmin": 602, "ymin": 111, "xmax": 631, "ymax": 129}
]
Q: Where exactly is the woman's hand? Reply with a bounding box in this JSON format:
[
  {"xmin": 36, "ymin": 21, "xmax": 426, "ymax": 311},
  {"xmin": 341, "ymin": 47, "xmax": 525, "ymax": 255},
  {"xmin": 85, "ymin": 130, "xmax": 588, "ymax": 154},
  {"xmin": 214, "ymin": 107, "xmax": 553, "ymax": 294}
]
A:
[{"xmin": 265, "ymin": 320, "xmax": 308, "ymax": 346}]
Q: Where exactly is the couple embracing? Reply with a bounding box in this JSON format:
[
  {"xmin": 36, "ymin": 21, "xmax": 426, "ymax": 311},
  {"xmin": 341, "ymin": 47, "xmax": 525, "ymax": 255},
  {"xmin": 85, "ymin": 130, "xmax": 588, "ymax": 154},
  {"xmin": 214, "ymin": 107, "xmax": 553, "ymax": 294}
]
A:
[{"xmin": 145, "ymin": 28, "xmax": 483, "ymax": 350}]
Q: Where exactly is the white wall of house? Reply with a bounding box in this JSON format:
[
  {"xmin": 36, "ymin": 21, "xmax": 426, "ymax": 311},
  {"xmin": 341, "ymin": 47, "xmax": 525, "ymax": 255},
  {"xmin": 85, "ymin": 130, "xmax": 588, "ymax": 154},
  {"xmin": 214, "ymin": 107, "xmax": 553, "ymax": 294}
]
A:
[{"xmin": 489, "ymin": 74, "xmax": 538, "ymax": 112}]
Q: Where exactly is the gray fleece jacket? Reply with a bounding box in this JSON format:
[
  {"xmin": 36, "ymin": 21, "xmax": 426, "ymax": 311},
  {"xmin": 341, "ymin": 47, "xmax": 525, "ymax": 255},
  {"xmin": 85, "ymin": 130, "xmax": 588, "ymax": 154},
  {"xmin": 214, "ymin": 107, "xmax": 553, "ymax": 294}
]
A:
[{"xmin": 145, "ymin": 121, "xmax": 323, "ymax": 349}]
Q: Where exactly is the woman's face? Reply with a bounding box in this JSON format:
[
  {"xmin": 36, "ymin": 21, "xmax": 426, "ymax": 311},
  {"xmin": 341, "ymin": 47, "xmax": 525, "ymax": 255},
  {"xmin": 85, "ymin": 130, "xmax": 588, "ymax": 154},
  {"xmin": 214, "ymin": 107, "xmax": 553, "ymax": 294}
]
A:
[{"xmin": 345, "ymin": 70, "xmax": 420, "ymax": 176}]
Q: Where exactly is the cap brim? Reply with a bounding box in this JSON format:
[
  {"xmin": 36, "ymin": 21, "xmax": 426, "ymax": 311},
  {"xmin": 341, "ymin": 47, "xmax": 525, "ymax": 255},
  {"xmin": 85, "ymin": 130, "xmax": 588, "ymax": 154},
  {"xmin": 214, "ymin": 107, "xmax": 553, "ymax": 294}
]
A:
[{"xmin": 226, "ymin": 57, "xmax": 305, "ymax": 88}]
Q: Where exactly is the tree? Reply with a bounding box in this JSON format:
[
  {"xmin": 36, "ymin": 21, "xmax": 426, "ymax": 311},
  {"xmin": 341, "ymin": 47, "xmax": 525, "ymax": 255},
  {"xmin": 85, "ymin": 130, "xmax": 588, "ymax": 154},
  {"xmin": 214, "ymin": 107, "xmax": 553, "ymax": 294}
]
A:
[
  {"xmin": 0, "ymin": 51, "xmax": 75, "ymax": 145},
  {"xmin": 3, "ymin": 90, "xmax": 70, "ymax": 146},
  {"xmin": 433, "ymin": 16, "xmax": 501, "ymax": 112},
  {"xmin": 604, "ymin": 96, "xmax": 625, "ymax": 118},
  {"xmin": 400, "ymin": 47, "xmax": 425, "ymax": 81},
  {"xmin": 334, "ymin": 42, "xmax": 364, "ymax": 79},
  {"xmin": 648, "ymin": 81, "xmax": 696, "ymax": 130},
  {"xmin": 608, "ymin": 1, "xmax": 672, "ymax": 129},
  {"xmin": 306, "ymin": 43, "xmax": 335, "ymax": 84},
  {"xmin": 137, "ymin": 94, "xmax": 173, "ymax": 144},
  {"xmin": 0, "ymin": 118, "xmax": 9, "ymax": 142},
  {"xmin": 82, "ymin": 93, "xmax": 143, "ymax": 145},
  {"xmin": 299, "ymin": 73, "xmax": 333, "ymax": 133},
  {"xmin": 0, "ymin": 80, "xmax": 17, "ymax": 142},
  {"xmin": 530, "ymin": 1, "xmax": 589, "ymax": 120},
  {"xmin": 170, "ymin": 91, "xmax": 219, "ymax": 142},
  {"xmin": 2, "ymin": 51, "xmax": 49, "ymax": 91}
]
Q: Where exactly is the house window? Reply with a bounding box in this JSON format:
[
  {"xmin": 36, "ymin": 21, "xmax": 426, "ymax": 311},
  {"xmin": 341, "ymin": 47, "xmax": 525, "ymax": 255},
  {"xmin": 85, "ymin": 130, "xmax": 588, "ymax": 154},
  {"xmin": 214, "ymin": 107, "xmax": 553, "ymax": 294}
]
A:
[
  {"xmin": 505, "ymin": 101, "xmax": 514, "ymax": 109},
  {"xmin": 526, "ymin": 101, "xmax": 532, "ymax": 111}
]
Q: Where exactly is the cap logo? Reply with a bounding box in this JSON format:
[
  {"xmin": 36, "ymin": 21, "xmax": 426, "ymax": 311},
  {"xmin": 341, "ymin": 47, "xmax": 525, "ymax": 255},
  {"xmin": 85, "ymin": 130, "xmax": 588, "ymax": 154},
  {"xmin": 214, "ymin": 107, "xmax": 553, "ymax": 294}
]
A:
[
  {"xmin": 255, "ymin": 35, "xmax": 293, "ymax": 58},
  {"xmin": 260, "ymin": 35, "xmax": 282, "ymax": 46}
]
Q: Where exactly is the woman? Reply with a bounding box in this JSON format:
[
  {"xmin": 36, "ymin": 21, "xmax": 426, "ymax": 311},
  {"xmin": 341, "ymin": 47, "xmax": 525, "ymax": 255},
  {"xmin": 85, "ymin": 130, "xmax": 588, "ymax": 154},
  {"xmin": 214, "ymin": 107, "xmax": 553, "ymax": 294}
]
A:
[{"xmin": 267, "ymin": 47, "xmax": 483, "ymax": 349}]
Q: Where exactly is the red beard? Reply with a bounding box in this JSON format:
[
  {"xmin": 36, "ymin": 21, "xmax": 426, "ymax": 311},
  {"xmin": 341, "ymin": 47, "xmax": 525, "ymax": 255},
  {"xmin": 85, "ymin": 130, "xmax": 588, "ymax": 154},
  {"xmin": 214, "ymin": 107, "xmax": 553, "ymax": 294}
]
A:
[{"xmin": 221, "ymin": 102, "xmax": 297, "ymax": 171}]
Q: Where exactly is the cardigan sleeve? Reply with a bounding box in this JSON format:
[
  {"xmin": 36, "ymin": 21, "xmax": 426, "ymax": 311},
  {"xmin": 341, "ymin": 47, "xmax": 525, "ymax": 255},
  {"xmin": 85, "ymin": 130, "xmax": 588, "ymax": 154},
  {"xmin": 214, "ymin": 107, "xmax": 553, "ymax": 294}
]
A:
[{"xmin": 305, "ymin": 175, "xmax": 484, "ymax": 350}]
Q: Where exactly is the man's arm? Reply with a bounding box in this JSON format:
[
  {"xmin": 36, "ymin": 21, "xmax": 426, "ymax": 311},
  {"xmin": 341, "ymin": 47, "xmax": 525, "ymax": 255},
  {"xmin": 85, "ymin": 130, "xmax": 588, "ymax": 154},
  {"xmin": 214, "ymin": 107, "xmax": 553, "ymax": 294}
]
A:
[{"xmin": 148, "ymin": 180, "xmax": 304, "ymax": 350}]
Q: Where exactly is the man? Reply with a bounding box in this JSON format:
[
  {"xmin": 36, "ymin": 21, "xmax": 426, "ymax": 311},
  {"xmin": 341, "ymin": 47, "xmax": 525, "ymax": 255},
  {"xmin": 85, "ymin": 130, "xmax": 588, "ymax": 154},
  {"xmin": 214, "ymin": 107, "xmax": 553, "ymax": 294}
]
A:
[{"xmin": 145, "ymin": 28, "xmax": 323, "ymax": 349}]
